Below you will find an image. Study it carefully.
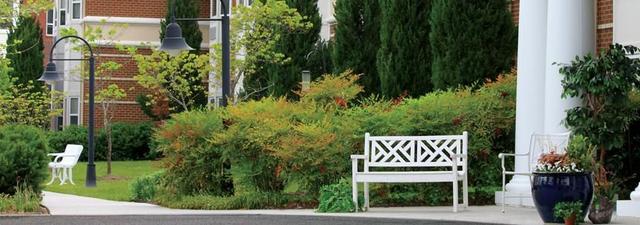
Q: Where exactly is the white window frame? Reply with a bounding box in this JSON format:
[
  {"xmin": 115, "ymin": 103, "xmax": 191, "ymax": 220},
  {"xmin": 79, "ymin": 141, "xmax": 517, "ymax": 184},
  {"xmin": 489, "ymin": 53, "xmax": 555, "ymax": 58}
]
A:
[
  {"xmin": 58, "ymin": 0, "xmax": 67, "ymax": 26},
  {"xmin": 46, "ymin": 9, "xmax": 55, "ymax": 36},
  {"xmin": 71, "ymin": 0, "xmax": 82, "ymax": 20},
  {"xmin": 67, "ymin": 97, "xmax": 81, "ymax": 126}
]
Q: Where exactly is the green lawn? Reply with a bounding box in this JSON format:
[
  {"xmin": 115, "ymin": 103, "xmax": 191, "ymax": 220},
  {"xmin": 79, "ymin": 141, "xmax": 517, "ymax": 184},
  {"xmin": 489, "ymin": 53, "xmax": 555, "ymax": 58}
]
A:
[{"xmin": 43, "ymin": 161, "xmax": 161, "ymax": 201}]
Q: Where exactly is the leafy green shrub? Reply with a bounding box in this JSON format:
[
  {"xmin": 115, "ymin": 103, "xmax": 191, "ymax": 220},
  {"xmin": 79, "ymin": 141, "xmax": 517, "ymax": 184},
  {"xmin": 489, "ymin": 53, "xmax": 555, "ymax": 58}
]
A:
[
  {"xmin": 0, "ymin": 125, "xmax": 49, "ymax": 195},
  {"xmin": 156, "ymin": 72, "xmax": 516, "ymax": 208},
  {"xmin": 0, "ymin": 185, "xmax": 41, "ymax": 213},
  {"xmin": 48, "ymin": 125, "xmax": 87, "ymax": 155},
  {"xmin": 154, "ymin": 109, "xmax": 232, "ymax": 195},
  {"xmin": 317, "ymin": 178, "xmax": 362, "ymax": 212},
  {"xmin": 48, "ymin": 122, "xmax": 154, "ymax": 161},
  {"xmin": 554, "ymin": 201, "xmax": 583, "ymax": 223},
  {"xmin": 97, "ymin": 122, "xmax": 154, "ymax": 160},
  {"xmin": 154, "ymin": 190, "xmax": 314, "ymax": 210},
  {"xmin": 130, "ymin": 170, "xmax": 164, "ymax": 202}
]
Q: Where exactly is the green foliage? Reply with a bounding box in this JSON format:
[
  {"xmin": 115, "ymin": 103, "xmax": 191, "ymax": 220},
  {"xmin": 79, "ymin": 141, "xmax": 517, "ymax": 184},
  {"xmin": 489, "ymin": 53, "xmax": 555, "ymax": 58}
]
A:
[
  {"xmin": 133, "ymin": 50, "xmax": 211, "ymax": 112},
  {"xmin": 130, "ymin": 170, "xmax": 164, "ymax": 202},
  {"xmin": 0, "ymin": 59, "xmax": 12, "ymax": 93},
  {"xmin": 332, "ymin": 0, "xmax": 380, "ymax": 95},
  {"xmin": 561, "ymin": 44, "xmax": 640, "ymax": 155},
  {"xmin": 317, "ymin": 178, "xmax": 362, "ymax": 213},
  {"xmin": 306, "ymin": 40, "xmax": 334, "ymax": 80},
  {"xmin": 6, "ymin": 16, "xmax": 44, "ymax": 93},
  {"xmin": 377, "ymin": 0, "xmax": 432, "ymax": 97},
  {"xmin": 0, "ymin": 185, "xmax": 41, "ymax": 213},
  {"xmin": 155, "ymin": 72, "xmax": 517, "ymax": 208},
  {"xmin": 97, "ymin": 122, "xmax": 154, "ymax": 160},
  {"xmin": 154, "ymin": 110, "xmax": 232, "ymax": 195},
  {"xmin": 211, "ymin": 0, "xmax": 311, "ymax": 102},
  {"xmin": 0, "ymin": 82, "xmax": 63, "ymax": 128},
  {"xmin": 48, "ymin": 122, "xmax": 154, "ymax": 161},
  {"xmin": 248, "ymin": 0, "xmax": 321, "ymax": 98},
  {"xmin": 566, "ymin": 135, "xmax": 597, "ymax": 173},
  {"xmin": 554, "ymin": 201, "xmax": 583, "ymax": 223},
  {"xmin": 430, "ymin": 0, "xmax": 516, "ymax": 90},
  {"xmin": 0, "ymin": 125, "xmax": 49, "ymax": 195}
]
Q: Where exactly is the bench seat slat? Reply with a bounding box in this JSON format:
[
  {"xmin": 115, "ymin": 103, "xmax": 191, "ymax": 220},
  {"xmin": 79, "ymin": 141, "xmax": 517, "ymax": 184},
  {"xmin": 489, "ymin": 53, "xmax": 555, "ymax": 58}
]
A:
[{"xmin": 354, "ymin": 171, "xmax": 464, "ymax": 183}]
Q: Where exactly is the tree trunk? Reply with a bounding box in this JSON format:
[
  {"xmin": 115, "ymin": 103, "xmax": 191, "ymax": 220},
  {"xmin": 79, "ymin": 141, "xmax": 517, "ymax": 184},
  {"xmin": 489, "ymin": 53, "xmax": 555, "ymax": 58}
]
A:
[{"xmin": 107, "ymin": 125, "xmax": 112, "ymax": 175}]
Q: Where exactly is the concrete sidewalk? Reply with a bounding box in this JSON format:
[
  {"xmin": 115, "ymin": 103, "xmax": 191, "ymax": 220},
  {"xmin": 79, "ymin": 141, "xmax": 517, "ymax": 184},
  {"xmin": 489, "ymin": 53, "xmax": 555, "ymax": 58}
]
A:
[{"xmin": 42, "ymin": 191, "xmax": 640, "ymax": 225}]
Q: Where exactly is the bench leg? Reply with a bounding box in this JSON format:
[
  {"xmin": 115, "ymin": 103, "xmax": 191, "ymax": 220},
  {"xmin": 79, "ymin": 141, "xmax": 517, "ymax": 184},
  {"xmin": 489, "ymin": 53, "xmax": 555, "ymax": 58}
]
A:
[
  {"xmin": 453, "ymin": 180, "xmax": 458, "ymax": 213},
  {"xmin": 60, "ymin": 168, "xmax": 68, "ymax": 185},
  {"xmin": 364, "ymin": 182, "xmax": 370, "ymax": 211},
  {"xmin": 68, "ymin": 167, "xmax": 75, "ymax": 185},
  {"xmin": 352, "ymin": 177, "xmax": 358, "ymax": 212},
  {"xmin": 501, "ymin": 171, "xmax": 506, "ymax": 213},
  {"xmin": 46, "ymin": 167, "xmax": 57, "ymax": 185},
  {"xmin": 463, "ymin": 175, "xmax": 469, "ymax": 208}
]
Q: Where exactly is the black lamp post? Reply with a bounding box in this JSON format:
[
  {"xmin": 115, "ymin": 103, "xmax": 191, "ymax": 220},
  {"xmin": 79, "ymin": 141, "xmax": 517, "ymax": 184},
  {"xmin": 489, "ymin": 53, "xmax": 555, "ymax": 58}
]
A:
[
  {"xmin": 39, "ymin": 35, "xmax": 97, "ymax": 187},
  {"xmin": 160, "ymin": 0, "xmax": 231, "ymax": 107}
]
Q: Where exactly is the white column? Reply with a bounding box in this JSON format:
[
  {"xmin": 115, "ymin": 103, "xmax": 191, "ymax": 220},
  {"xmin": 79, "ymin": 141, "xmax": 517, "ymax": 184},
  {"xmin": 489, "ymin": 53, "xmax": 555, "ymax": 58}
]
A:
[
  {"xmin": 544, "ymin": 0, "xmax": 595, "ymax": 134},
  {"xmin": 504, "ymin": 0, "xmax": 549, "ymax": 197}
]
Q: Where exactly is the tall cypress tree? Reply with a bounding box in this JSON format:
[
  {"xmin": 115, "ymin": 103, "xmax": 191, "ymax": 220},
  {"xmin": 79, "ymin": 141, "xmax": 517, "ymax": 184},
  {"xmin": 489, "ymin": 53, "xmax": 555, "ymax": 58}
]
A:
[
  {"xmin": 332, "ymin": 0, "xmax": 380, "ymax": 95},
  {"xmin": 430, "ymin": 0, "xmax": 516, "ymax": 90},
  {"xmin": 160, "ymin": 0, "xmax": 203, "ymax": 53},
  {"xmin": 377, "ymin": 0, "xmax": 432, "ymax": 98},
  {"xmin": 6, "ymin": 16, "xmax": 44, "ymax": 92},
  {"xmin": 248, "ymin": 0, "xmax": 321, "ymax": 98}
]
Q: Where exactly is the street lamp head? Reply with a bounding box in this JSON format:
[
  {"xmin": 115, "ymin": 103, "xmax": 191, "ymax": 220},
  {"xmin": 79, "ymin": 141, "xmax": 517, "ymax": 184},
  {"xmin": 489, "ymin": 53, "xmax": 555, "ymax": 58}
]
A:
[
  {"xmin": 159, "ymin": 22, "xmax": 194, "ymax": 56},
  {"xmin": 38, "ymin": 62, "xmax": 63, "ymax": 83}
]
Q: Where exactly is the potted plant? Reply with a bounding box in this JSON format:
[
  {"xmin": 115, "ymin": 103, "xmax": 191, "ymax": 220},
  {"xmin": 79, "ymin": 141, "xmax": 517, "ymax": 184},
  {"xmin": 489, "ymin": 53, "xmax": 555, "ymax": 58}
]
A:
[
  {"xmin": 554, "ymin": 201, "xmax": 583, "ymax": 225},
  {"xmin": 531, "ymin": 135, "xmax": 595, "ymax": 223},
  {"xmin": 560, "ymin": 44, "xmax": 640, "ymax": 224}
]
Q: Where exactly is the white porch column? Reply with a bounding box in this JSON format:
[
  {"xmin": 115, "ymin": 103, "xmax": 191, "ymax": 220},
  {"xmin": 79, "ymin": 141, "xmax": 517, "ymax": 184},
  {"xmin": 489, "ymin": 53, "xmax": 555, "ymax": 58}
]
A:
[
  {"xmin": 496, "ymin": 0, "xmax": 548, "ymax": 207},
  {"xmin": 544, "ymin": 0, "xmax": 595, "ymax": 134}
]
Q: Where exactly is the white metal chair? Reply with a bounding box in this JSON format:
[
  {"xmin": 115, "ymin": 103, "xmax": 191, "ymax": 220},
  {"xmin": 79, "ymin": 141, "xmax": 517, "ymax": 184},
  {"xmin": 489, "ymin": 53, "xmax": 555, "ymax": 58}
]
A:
[
  {"xmin": 498, "ymin": 132, "xmax": 570, "ymax": 212},
  {"xmin": 46, "ymin": 144, "xmax": 83, "ymax": 185}
]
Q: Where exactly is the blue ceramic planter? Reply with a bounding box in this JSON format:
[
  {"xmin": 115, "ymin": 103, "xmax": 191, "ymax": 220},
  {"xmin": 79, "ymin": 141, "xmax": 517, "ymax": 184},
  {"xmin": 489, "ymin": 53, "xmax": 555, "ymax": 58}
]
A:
[{"xmin": 531, "ymin": 172, "xmax": 593, "ymax": 223}]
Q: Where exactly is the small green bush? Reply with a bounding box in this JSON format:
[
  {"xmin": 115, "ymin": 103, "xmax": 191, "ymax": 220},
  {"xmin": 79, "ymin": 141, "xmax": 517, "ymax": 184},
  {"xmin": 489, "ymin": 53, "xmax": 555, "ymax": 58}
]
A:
[
  {"xmin": 155, "ymin": 109, "xmax": 232, "ymax": 195},
  {"xmin": 0, "ymin": 125, "xmax": 49, "ymax": 195},
  {"xmin": 97, "ymin": 122, "xmax": 154, "ymax": 160},
  {"xmin": 317, "ymin": 179, "xmax": 362, "ymax": 213},
  {"xmin": 554, "ymin": 201, "xmax": 583, "ymax": 223},
  {"xmin": 48, "ymin": 122, "xmax": 154, "ymax": 161},
  {"xmin": 130, "ymin": 170, "xmax": 164, "ymax": 202}
]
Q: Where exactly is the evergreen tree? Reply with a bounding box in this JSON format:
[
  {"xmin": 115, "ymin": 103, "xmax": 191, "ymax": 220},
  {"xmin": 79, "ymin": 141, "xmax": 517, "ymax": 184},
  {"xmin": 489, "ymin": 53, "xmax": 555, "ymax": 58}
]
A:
[
  {"xmin": 6, "ymin": 16, "xmax": 44, "ymax": 92},
  {"xmin": 430, "ymin": 0, "xmax": 516, "ymax": 90},
  {"xmin": 377, "ymin": 0, "xmax": 432, "ymax": 97},
  {"xmin": 160, "ymin": 0, "xmax": 203, "ymax": 52},
  {"xmin": 332, "ymin": 0, "xmax": 380, "ymax": 95},
  {"xmin": 159, "ymin": 0, "xmax": 206, "ymax": 110},
  {"xmin": 248, "ymin": 0, "xmax": 321, "ymax": 98}
]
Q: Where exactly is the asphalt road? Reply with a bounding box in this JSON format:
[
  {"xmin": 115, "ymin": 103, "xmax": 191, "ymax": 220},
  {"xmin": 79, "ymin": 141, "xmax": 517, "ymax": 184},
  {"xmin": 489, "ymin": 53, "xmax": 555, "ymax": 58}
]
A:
[{"xmin": 0, "ymin": 215, "xmax": 500, "ymax": 225}]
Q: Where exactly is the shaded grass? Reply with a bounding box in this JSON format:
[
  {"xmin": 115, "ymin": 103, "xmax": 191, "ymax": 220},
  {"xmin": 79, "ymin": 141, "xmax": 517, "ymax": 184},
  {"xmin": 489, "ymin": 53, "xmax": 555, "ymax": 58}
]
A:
[{"xmin": 43, "ymin": 161, "xmax": 160, "ymax": 201}]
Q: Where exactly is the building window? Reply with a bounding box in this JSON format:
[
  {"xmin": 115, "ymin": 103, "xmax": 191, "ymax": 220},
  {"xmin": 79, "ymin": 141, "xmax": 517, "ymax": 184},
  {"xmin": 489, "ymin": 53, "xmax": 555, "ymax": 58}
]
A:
[
  {"xmin": 58, "ymin": 0, "xmax": 67, "ymax": 26},
  {"xmin": 68, "ymin": 97, "xmax": 80, "ymax": 125},
  {"xmin": 71, "ymin": 0, "xmax": 81, "ymax": 19},
  {"xmin": 46, "ymin": 9, "xmax": 54, "ymax": 36}
]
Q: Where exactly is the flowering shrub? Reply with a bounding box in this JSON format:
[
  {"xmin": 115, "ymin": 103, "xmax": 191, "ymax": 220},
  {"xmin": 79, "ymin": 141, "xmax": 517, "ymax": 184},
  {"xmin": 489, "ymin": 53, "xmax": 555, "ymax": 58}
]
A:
[{"xmin": 535, "ymin": 135, "xmax": 596, "ymax": 173}]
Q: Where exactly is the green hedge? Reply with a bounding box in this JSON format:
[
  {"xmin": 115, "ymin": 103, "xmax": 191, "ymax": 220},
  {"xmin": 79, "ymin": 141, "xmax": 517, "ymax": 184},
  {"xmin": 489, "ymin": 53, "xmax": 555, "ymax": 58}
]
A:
[
  {"xmin": 48, "ymin": 122, "xmax": 154, "ymax": 161},
  {"xmin": 154, "ymin": 73, "xmax": 516, "ymax": 207},
  {"xmin": 0, "ymin": 125, "xmax": 49, "ymax": 195}
]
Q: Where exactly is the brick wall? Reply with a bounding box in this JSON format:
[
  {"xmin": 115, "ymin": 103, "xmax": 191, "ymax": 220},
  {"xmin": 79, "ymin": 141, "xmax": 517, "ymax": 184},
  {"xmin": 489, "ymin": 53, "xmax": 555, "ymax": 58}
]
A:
[
  {"xmin": 510, "ymin": 0, "xmax": 520, "ymax": 25},
  {"xmin": 596, "ymin": 0, "xmax": 613, "ymax": 53},
  {"xmin": 86, "ymin": 0, "xmax": 210, "ymax": 18}
]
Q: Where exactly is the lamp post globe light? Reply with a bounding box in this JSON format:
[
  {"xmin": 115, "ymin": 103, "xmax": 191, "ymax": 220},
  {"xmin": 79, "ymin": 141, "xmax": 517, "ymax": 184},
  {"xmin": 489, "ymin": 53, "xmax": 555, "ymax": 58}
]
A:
[
  {"xmin": 159, "ymin": 0, "xmax": 231, "ymax": 107},
  {"xmin": 39, "ymin": 35, "xmax": 97, "ymax": 187}
]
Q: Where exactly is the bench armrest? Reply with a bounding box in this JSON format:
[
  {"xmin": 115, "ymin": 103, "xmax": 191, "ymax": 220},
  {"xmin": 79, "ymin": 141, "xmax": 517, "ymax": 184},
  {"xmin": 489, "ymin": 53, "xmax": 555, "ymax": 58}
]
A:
[
  {"xmin": 497, "ymin": 152, "xmax": 529, "ymax": 159},
  {"xmin": 49, "ymin": 154, "xmax": 77, "ymax": 163},
  {"xmin": 350, "ymin": 155, "xmax": 366, "ymax": 160},
  {"xmin": 453, "ymin": 154, "xmax": 467, "ymax": 159},
  {"xmin": 47, "ymin": 153, "xmax": 64, "ymax": 156}
]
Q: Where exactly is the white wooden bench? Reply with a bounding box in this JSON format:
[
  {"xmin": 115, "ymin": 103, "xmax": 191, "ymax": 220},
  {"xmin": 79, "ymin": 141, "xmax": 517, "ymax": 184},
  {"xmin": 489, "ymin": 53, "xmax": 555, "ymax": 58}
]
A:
[{"xmin": 351, "ymin": 132, "xmax": 469, "ymax": 212}]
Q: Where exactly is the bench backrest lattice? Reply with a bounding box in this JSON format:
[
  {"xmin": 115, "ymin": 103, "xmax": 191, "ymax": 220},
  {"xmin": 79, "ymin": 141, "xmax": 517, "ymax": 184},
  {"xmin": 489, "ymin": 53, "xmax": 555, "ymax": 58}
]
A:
[{"xmin": 364, "ymin": 132, "xmax": 468, "ymax": 171}]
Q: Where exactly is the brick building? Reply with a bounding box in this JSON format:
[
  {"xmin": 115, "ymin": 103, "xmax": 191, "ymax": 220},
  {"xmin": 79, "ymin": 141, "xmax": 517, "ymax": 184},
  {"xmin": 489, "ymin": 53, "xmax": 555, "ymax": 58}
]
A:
[{"xmin": 40, "ymin": 0, "xmax": 253, "ymax": 129}]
